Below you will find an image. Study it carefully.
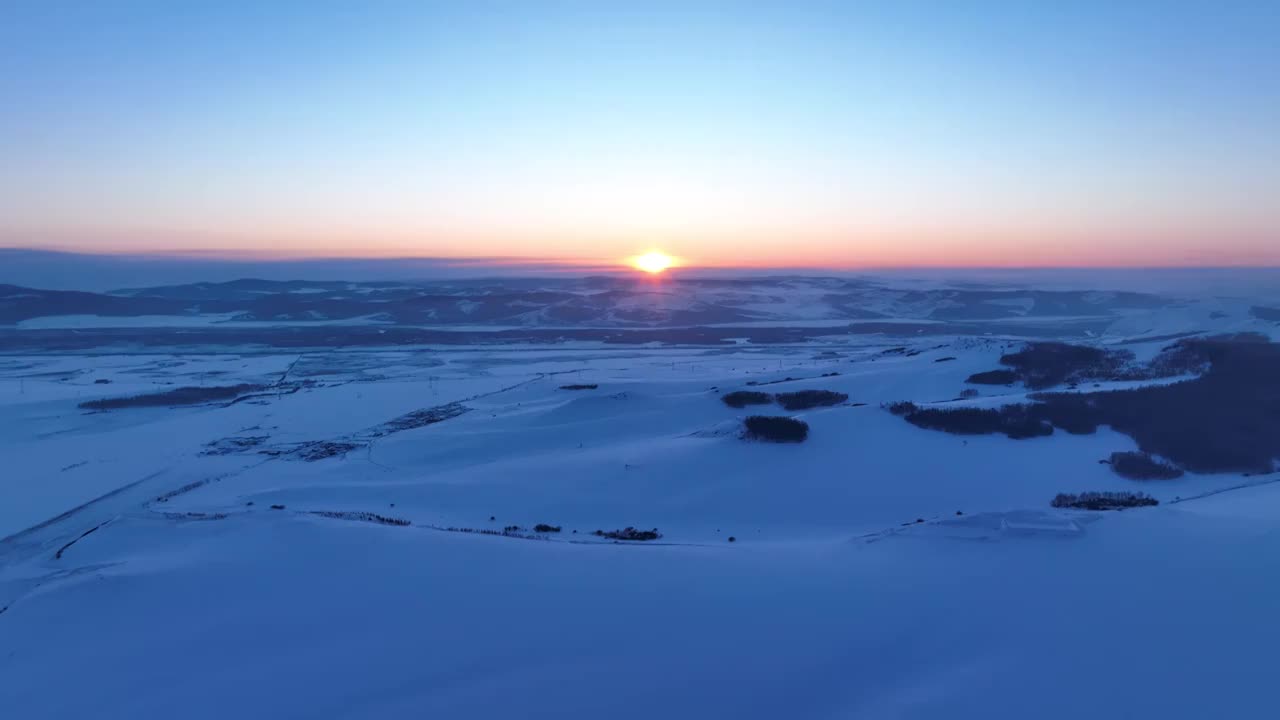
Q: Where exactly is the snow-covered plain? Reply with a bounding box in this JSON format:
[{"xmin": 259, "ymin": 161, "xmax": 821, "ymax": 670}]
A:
[{"xmin": 2, "ymin": 294, "xmax": 1280, "ymax": 718}]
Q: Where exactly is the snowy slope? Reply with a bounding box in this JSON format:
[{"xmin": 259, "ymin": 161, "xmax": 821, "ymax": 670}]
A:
[{"xmin": 3, "ymin": 473, "xmax": 1278, "ymax": 719}]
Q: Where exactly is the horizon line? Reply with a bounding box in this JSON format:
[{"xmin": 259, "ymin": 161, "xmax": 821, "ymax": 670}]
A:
[{"xmin": 3, "ymin": 246, "xmax": 1278, "ymax": 273}]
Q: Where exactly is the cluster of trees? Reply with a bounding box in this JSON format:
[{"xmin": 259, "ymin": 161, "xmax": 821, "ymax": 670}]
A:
[
  {"xmin": 964, "ymin": 335, "xmax": 1256, "ymax": 392},
  {"xmin": 80, "ymin": 383, "xmax": 265, "ymax": 410},
  {"xmin": 997, "ymin": 342, "xmax": 1135, "ymax": 389},
  {"xmin": 443, "ymin": 525, "xmax": 534, "ymax": 538},
  {"xmin": 721, "ymin": 390, "xmax": 774, "ymax": 408},
  {"xmin": 891, "ymin": 337, "xmax": 1280, "ymax": 474},
  {"xmin": 376, "ymin": 402, "xmax": 470, "ymax": 435},
  {"xmin": 533, "ymin": 523, "xmax": 562, "ymax": 533},
  {"xmin": 723, "ymin": 389, "xmax": 849, "ymax": 411},
  {"xmin": 775, "ymin": 390, "xmax": 848, "ymax": 410},
  {"xmin": 594, "ymin": 527, "xmax": 662, "ymax": 541},
  {"xmin": 962, "ymin": 341, "xmax": 1140, "ymax": 388},
  {"xmin": 1033, "ymin": 337, "xmax": 1280, "ymax": 472},
  {"xmin": 901, "ymin": 405, "xmax": 1053, "ymax": 439},
  {"xmin": 742, "ymin": 415, "xmax": 809, "ymax": 443},
  {"xmin": 1107, "ymin": 451, "xmax": 1184, "ymax": 480},
  {"xmin": 883, "ymin": 400, "xmax": 920, "ymax": 416},
  {"xmin": 1051, "ymin": 491, "xmax": 1158, "ymax": 510},
  {"xmin": 965, "ymin": 369, "xmax": 1020, "ymax": 385},
  {"xmin": 559, "ymin": 384, "xmax": 598, "ymax": 390},
  {"xmin": 309, "ymin": 511, "xmax": 410, "ymax": 527}
]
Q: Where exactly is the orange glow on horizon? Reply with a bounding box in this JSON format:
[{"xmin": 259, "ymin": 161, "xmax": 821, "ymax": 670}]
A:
[
  {"xmin": 629, "ymin": 251, "xmax": 676, "ymax": 274},
  {"xmin": 6, "ymin": 224, "xmax": 1279, "ymax": 270}
]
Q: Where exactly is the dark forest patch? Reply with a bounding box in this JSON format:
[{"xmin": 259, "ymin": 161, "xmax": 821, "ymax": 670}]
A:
[
  {"xmin": 998, "ymin": 342, "xmax": 1135, "ymax": 389},
  {"xmin": 722, "ymin": 390, "xmax": 773, "ymax": 408},
  {"xmin": 966, "ymin": 369, "xmax": 1019, "ymax": 385},
  {"xmin": 742, "ymin": 415, "xmax": 809, "ymax": 443},
  {"xmin": 774, "ymin": 389, "xmax": 848, "ymax": 410},
  {"xmin": 883, "ymin": 400, "xmax": 920, "ymax": 416},
  {"xmin": 1051, "ymin": 491, "xmax": 1158, "ymax": 511},
  {"xmin": 80, "ymin": 383, "xmax": 265, "ymax": 410},
  {"xmin": 891, "ymin": 337, "xmax": 1280, "ymax": 474},
  {"xmin": 559, "ymin": 384, "xmax": 598, "ymax": 390},
  {"xmin": 903, "ymin": 405, "xmax": 1053, "ymax": 439},
  {"xmin": 965, "ymin": 339, "xmax": 1219, "ymax": 391},
  {"xmin": 594, "ymin": 527, "xmax": 662, "ymax": 541},
  {"xmin": 1106, "ymin": 451, "xmax": 1184, "ymax": 480}
]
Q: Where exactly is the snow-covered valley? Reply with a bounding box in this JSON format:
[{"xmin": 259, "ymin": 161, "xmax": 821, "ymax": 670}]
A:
[{"xmin": 2, "ymin": 275, "xmax": 1280, "ymax": 718}]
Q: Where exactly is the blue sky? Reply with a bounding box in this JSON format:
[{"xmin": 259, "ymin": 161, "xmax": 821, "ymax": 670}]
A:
[{"xmin": 1, "ymin": 1, "xmax": 1276, "ymax": 266}]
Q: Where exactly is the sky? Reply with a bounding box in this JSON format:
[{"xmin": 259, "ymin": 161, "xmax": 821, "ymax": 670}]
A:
[{"xmin": 1, "ymin": 0, "xmax": 1277, "ymax": 269}]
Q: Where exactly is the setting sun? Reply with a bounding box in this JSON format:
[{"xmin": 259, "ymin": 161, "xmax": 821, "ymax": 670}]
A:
[{"xmin": 631, "ymin": 251, "xmax": 675, "ymax": 274}]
